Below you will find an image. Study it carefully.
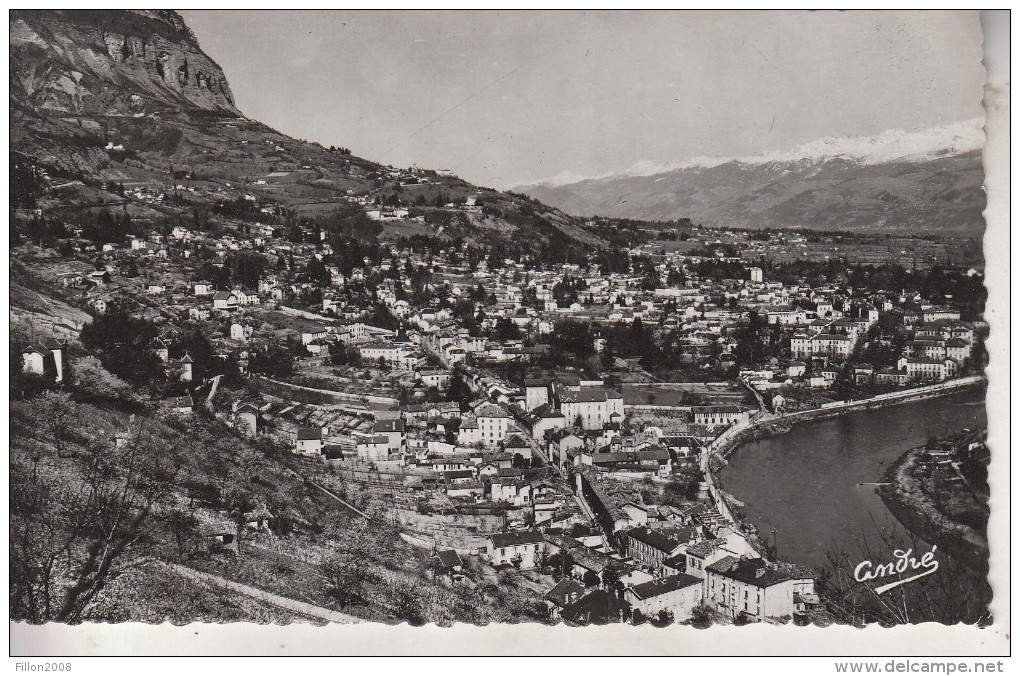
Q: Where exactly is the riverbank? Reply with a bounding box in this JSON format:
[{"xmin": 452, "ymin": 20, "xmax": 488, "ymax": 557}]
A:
[
  {"xmin": 876, "ymin": 446, "xmax": 989, "ymax": 574},
  {"xmin": 703, "ymin": 376, "xmax": 987, "ymax": 521},
  {"xmin": 776, "ymin": 375, "xmax": 987, "ymax": 427},
  {"xmin": 710, "ymin": 376, "xmax": 985, "ymax": 465}
]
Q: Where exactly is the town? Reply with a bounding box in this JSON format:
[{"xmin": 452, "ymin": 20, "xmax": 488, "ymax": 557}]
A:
[{"xmin": 12, "ymin": 163, "xmax": 988, "ymax": 626}]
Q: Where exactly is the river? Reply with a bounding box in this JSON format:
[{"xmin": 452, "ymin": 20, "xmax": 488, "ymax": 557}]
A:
[{"xmin": 719, "ymin": 389, "xmax": 987, "ymax": 573}]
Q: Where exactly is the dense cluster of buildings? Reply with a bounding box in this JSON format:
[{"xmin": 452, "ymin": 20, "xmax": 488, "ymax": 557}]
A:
[{"xmin": 20, "ymin": 176, "xmax": 987, "ymax": 628}]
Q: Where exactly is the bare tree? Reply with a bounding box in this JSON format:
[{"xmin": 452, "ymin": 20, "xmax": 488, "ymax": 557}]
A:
[
  {"xmin": 165, "ymin": 509, "xmax": 200, "ymax": 560},
  {"xmin": 11, "ymin": 421, "xmax": 185, "ymax": 623},
  {"xmin": 820, "ymin": 517, "xmax": 990, "ymax": 626},
  {"xmin": 318, "ymin": 518, "xmax": 376, "ymax": 607},
  {"xmin": 390, "ymin": 581, "xmax": 426, "ymax": 626}
]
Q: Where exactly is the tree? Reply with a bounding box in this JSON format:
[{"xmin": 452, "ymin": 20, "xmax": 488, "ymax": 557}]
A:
[
  {"xmin": 602, "ymin": 567, "xmax": 624, "ymax": 594},
  {"xmin": 38, "ymin": 391, "xmax": 77, "ymax": 458},
  {"xmin": 79, "ymin": 310, "xmax": 164, "ymax": 387},
  {"xmin": 248, "ymin": 344, "xmax": 295, "ymax": 377},
  {"xmin": 320, "ymin": 551, "xmax": 368, "ymax": 607},
  {"xmin": 319, "ymin": 521, "xmax": 375, "ymax": 607},
  {"xmin": 582, "ymin": 570, "xmax": 601, "ymax": 587},
  {"xmin": 391, "ymin": 581, "xmax": 426, "ymax": 626},
  {"xmin": 165, "ymin": 509, "xmax": 200, "ymax": 560},
  {"xmin": 446, "ymin": 366, "xmax": 472, "ymax": 405},
  {"xmin": 689, "ymin": 602, "xmax": 715, "ymax": 629},
  {"xmin": 548, "ymin": 549, "xmax": 575, "ymax": 578},
  {"xmin": 227, "ymin": 492, "xmax": 255, "ymax": 556},
  {"xmin": 494, "ymin": 317, "xmax": 520, "ymax": 341},
  {"xmin": 10, "ymin": 420, "xmax": 186, "ymax": 623},
  {"xmin": 651, "ymin": 609, "xmax": 675, "ymax": 627}
]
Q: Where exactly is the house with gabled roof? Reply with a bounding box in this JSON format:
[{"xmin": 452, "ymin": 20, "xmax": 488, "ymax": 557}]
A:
[
  {"xmin": 21, "ymin": 345, "xmax": 48, "ymax": 378},
  {"xmin": 212, "ymin": 291, "xmax": 238, "ymax": 310},
  {"xmin": 372, "ymin": 417, "xmax": 406, "ymax": 452},
  {"xmin": 432, "ymin": 548, "xmax": 464, "ymax": 579},
  {"xmin": 236, "ymin": 401, "xmax": 262, "ymax": 437},
  {"xmin": 486, "ymin": 530, "xmax": 545, "ymax": 568},
  {"xmin": 627, "ymin": 527, "xmax": 687, "ymax": 571},
  {"xmin": 194, "ymin": 280, "xmax": 215, "ymax": 296},
  {"xmin": 169, "ymin": 395, "xmax": 194, "ymax": 414},
  {"xmin": 294, "ymin": 427, "xmax": 323, "ymax": 456},
  {"xmin": 475, "ymin": 402, "xmax": 513, "ymax": 447},
  {"xmin": 543, "ymin": 578, "xmax": 586, "ymax": 620},
  {"xmin": 559, "ymin": 589, "xmax": 631, "ymax": 625},
  {"xmin": 502, "ymin": 434, "xmax": 531, "ymax": 461},
  {"xmin": 356, "ymin": 434, "xmax": 389, "ymax": 463},
  {"xmin": 625, "ymin": 573, "xmax": 703, "ymax": 622}
]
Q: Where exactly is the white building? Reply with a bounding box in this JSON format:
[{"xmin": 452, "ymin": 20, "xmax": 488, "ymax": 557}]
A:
[
  {"xmin": 486, "ymin": 531, "xmax": 545, "ymax": 569},
  {"xmin": 300, "ymin": 324, "xmax": 329, "ymax": 345},
  {"xmin": 356, "ymin": 435, "xmax": 390, "ymax": 463},
  {"xmin": 233, "ymin": 287, "xmax": 261, "ymax": 306},
  {"xmin": 417, "ymin": 369, "xmax": 451, "ymax": 389},
  {"xmin": 703, "ymin": 557, "xmax": 818, "ymax": 622},
  {"xmin": 901, "ymin": 358, "xmax": 957, "ymax": 383},
  {"xmin": 525, "ymin": 380, "xmax": 550, "ymax": 411},
  {"xmin": 625, "ymin": 573, "xmax": 704, "ymax": 622},
  {"xmin": 359, "ymin": 342, "xmax": 408, "ymax": 365},
  {"xmin": 790, "ymin": 333, "xmax": 852, "ymax": 359},
  {"xmin": 230, "ymin": 323, "xmax": 253, "ymax": 341},
  {"xmin": 475, "ymin": 403, "xmax": 513, "ymax": 447},
  {"xmin": 922, "ymin": 307, "xmax": 961, "ymax": 323},
  {"xmin": 212, "ymin": 291, "xmax": 238, "ymax": 310},
  {"xmin": 21, "ymin": 345, "xmax": 47, "ymax": 377},
  {"xmin": 295, "ymin": 427, "xmax": 323, "ymax": 456},
  {"xmin": 371, "ymin": 418, "xmax": 405, "ymax": 453},
  {"xmin": 559, "ymin": 387, "xmax": 624, "ymax": 431},
  {"xmin": 691, "ymin": 406, "xmax": 751, "ymax": 428}
]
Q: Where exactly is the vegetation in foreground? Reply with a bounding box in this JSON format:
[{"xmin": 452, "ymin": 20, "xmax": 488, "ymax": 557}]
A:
[{"xmin": 9, "ymin": 347, "xmax": 546, "ymax": 625}]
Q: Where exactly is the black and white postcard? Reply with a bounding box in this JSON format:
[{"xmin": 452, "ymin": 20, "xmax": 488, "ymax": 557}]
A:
[{"xmin": 8, "ymin": 9, "xmax": 1010, "ymax": 662}]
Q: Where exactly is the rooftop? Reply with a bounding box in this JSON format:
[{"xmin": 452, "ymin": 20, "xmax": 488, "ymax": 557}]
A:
[
  {"xmin": 628, "ymin": 527, "xmax": 681, "ymax": 554},
  {"xmin": 489, "ymin": 530, "xmax": 545, "ymax": 548},
  {"xmin": 296, "ymin": 427, "xmax": 323, "ymax": 441},
  {"xmin": 706, "ymin": 556, "xmax": 815, "ymax": 587},
  {"xmin": 629, "ymin": 573, "xmax": 702, "ymax": 600}
]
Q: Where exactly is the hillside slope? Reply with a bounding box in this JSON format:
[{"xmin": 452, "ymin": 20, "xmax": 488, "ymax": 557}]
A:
[{"xmin": 9, "ymin": 10, "xmax": 605, "ymax": 256}]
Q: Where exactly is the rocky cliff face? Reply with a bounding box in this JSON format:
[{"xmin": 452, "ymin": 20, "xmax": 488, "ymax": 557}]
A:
[
  {"xmin": 10, "ymin": 10, "xmax": 239, "ymax": 116},
  {"xmin": 9, "ymin": 11, "xmax": 602, "ymax": 255}
]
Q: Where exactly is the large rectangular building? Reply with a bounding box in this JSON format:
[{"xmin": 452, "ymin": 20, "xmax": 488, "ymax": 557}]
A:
[
  {"xmin": 704, "ymin": 557, "xmax": 817, "ymax": 622},
  {"xmin": 559, "ymin": 387, "xmax": 624, "ymax": 430}
]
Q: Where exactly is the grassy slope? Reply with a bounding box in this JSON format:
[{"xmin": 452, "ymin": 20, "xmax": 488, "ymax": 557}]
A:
[{"xmin": 10, "ymin": 252, "xmax": 546, "ymax": 625}]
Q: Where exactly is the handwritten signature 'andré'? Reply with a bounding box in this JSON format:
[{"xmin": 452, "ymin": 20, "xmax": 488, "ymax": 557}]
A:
[{"xmin": 854, "ymin": 546, "xmax": 940, "ymax": 595}]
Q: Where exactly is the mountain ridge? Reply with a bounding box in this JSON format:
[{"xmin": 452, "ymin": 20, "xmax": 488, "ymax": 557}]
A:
[
  {"xmin": 516, "ymin": 124, "xmax": 986, "ymax": 237},
  {"xmin": 517, "ymin": 118, "xmax": 985, "ymax": 188}
]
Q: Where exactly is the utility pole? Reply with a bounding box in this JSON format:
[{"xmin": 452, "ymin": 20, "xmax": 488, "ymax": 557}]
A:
[{"xmin": 771, "ymin": 528, "xmax": 778, "ymax": 560}]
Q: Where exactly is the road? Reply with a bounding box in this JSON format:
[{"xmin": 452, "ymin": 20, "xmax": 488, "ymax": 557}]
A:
[
  {"xmin": 740, "ymin": 376, "xmax": 770, "ymax": 414},
  {"xmin": 157, "ymin": 560, "xmax": 361, "ymax": 624},
  {"xmin": 283, "ymin": 467, "xmax": 375, "ymax": 520}
]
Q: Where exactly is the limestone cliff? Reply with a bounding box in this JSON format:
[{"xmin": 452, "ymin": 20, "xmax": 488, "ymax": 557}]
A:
[{"xmin": 10, "ymin": 10, "xmax": 239, "ymax": 116}]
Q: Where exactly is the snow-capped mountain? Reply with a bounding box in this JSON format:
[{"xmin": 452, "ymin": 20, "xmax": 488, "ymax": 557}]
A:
[{"xmin": 516, "ymin": 121, "xmax": 986, "ymax": 236}]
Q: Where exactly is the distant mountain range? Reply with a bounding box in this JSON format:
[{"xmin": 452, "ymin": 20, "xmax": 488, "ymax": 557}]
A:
[{"xmin": 516, "ymin": 122, "xmax": 986, "ymax": 237}]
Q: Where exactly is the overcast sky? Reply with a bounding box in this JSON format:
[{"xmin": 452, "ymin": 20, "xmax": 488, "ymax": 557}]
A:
[{"xmin": 181, "ymin": 10, "xmax": 985, "ymax": 189}]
